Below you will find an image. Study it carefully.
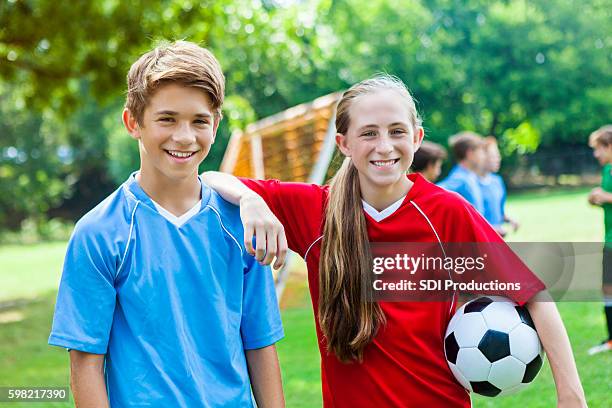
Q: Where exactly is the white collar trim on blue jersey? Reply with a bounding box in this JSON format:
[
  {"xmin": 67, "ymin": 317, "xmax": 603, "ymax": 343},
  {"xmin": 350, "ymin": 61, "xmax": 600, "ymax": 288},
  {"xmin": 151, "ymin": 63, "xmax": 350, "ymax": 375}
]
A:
[
  {"xmin": 151, "ymin": 199, "xmax": 202, "ymax": 227},
  {"xmin": 362, "ymin": 195, "xmax": 406, "ymax": 222}
]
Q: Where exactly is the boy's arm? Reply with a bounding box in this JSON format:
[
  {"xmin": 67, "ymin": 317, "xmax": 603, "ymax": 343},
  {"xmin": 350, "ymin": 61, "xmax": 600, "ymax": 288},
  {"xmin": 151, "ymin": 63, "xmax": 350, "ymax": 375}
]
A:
[
  {"xmin": 245, "ymin": 345, "xmax": 285, "ymax": 408},
  {"xmin": 503, "ymin": 214, "xmax": 519, "ymax": 231},
  {"xmin": 202, "ymin": 171, "xmax": 287, "ymax": 267},
  {"xmin": 588, "ymin": 187, "xmax": 612, "ymax": 205},
  {"xmin": 526, "ymin": 294, "xmax": 587, "ymax": 407},
  {"xmin": 69, "ymin": 351, "xmax": 109, "ymax": 408}
]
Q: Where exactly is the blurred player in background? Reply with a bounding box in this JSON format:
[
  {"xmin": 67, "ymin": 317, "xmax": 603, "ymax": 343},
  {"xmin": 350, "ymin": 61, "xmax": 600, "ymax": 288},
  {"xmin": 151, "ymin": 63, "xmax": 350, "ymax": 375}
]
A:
[
  {"xmin": 587, "ymin": 124, "xmax": 612, "ymax": 355},
  {"xmin": 411, "ymin": 140, "xmax": 447, "ymax": 182}
]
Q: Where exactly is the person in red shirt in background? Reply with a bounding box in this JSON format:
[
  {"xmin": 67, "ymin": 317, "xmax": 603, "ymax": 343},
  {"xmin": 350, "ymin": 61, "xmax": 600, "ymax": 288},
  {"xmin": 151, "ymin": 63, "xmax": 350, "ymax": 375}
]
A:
[{"xmin": 203, "ymin": 75, "xmax": 586, "ymax": 407}]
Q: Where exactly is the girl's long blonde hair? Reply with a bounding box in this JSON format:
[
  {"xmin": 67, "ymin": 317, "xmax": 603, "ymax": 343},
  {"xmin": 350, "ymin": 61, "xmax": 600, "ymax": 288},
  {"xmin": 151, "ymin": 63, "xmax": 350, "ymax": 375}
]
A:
[{"xmin": 319, "ymin": 74, "xmax": 422, "ymax": 362}]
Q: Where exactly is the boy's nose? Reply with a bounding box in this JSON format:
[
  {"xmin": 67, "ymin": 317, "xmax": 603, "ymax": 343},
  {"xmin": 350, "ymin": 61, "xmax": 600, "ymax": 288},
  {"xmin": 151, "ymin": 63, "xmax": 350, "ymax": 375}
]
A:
[{"xmin": 173, "ymin": 123, "xmax": 197, "ymax": 144}]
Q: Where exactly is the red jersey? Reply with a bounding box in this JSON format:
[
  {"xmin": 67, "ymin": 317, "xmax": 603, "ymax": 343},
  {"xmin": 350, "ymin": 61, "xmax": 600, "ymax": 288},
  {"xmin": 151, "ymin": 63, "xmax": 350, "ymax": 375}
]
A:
[{"xmin": 241, "ymin": 173, "xmax": 544, "ymax": 408}]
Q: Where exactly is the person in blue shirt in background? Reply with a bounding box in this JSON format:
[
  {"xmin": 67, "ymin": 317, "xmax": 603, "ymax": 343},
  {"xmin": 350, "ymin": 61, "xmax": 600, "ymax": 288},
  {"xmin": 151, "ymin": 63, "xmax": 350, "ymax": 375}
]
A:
[
  {"xmin": 479, "ymin": 136, "xmax": 519, "ymax": 237},
  {"xmin": 437, "ymin": 131, "xmax": 487, "ymax": 214},
  {"xmin": 48, "ymin": 41, "xmax": 285, "ymax": 407}
]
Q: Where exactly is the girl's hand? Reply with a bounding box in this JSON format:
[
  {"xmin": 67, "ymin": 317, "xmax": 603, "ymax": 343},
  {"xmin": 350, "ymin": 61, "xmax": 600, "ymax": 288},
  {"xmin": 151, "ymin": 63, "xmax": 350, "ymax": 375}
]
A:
[{"xmin": 240, "ymin": 191, "xmax": 288, "ymax": 269}]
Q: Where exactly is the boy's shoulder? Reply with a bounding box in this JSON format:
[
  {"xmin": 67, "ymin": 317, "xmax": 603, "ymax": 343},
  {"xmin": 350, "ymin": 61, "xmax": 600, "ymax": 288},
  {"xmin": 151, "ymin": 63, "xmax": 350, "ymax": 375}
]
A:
[
  {"xmin": 72, "ymin": 183, "xmax": 136, "ymax": 242},
  {"xmin": 439, "ymin": 166, "xmax": 471, "ymax": 188},
  {"xmin": 204, "ymin": 188, "xmax": 244, "ymax": 234},
  {"xmin": 417, "ymin": 177, "xmax": 476, "ymax": 216}
]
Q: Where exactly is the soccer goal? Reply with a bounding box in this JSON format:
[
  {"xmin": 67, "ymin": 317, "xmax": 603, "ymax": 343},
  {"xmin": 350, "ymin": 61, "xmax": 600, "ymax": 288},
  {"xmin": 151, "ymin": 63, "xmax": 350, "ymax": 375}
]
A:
[{"xmin": 220, "ymin": 92, "xmax": 342, "ymax": 299}]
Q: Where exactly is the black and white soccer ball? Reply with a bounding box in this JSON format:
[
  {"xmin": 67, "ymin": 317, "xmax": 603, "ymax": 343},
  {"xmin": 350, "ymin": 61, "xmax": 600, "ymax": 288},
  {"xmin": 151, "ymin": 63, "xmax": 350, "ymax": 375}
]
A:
[{"xmin": 444, "ymin": 296, "xmax": 545, "ymax": 397}]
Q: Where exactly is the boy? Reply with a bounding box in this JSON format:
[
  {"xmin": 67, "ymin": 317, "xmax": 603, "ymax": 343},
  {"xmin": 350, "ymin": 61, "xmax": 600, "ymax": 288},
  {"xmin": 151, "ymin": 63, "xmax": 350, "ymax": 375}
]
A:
[
  {"xmin": 437, "ymin": 131, "xmax": 487, "ymax": 214},
  {"xmin": 410, "ymin": 140, "xmax": 447, "ymax": 182},
  {"xmin": 478, "ymin": 136, "xmax": 519, "ymax": 237},
  {"xmin": 587, "ymin": 124, "xmax": 612, "ymax": 355},
  {"xmin": 49, "ymin": 41, "xmax": 285, "ymax": 407}
]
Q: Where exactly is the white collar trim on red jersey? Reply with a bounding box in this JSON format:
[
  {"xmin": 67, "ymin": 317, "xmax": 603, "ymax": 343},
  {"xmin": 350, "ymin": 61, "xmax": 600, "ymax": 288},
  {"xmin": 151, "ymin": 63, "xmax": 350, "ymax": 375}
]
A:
[{"xmin": 361, "ymin": 195, "xmax": 406, "ymax": 222}]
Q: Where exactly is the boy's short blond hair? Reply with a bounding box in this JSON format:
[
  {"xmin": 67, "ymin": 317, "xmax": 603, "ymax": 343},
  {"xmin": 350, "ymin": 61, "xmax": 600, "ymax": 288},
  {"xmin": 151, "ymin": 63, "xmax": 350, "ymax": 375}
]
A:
[
  {"xmin": 448, "ymin": 131, "xmax": 484, "ymax": 161},
  {"xmin": 589, "ymin": 125, "xmax": 612, "ymax": 148},
  {"xmin": 125, "ymin": 40, "xmax": 225, "ymax": 125}
]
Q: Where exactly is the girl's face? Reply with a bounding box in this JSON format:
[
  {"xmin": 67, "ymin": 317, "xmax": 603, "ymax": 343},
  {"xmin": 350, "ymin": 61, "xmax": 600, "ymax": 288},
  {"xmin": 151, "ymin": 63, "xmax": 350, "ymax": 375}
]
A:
[{"xmin": 336, "ymin": 89, "xmax": 424, "ymax": 197}]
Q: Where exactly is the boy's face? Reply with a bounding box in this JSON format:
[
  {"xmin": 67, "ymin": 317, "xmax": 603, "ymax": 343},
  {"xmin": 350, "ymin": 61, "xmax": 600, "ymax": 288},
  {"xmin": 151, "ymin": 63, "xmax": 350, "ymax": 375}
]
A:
[
  {"xmin": 423, "ymin": 159, "xmax": 443, "ymax": 182},
  {"xmin": 485, "ymin": 144, "xmax": 501, "ymax": 173},
  {"xmin": 593, "ymin": 142, "xmax": 612, "ymax": 166},
  {"xmin": 123, "ymin": 83, "xmax": 218, "ymax": 182},
  {"xmin": 466, "ymin": 145, "xmax": 486, "ymax": 172}
]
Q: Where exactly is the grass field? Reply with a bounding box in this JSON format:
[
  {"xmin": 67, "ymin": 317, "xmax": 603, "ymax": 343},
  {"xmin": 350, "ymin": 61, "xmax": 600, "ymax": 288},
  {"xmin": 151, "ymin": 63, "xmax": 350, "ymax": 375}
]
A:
[{"xmin": 0, "ymin": 188, "xmax": 610, "ymax": 407}]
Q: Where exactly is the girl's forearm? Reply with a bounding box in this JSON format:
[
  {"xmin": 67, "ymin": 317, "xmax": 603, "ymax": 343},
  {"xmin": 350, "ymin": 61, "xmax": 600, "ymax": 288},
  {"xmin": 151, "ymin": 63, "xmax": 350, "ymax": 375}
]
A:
[
  {"xmin": 201, "ymin": 171, "xmax": 254, "ymax": 205},
  {"xmin": 526, "ymin": 297, "xmax": 587, "ymax": 406}
]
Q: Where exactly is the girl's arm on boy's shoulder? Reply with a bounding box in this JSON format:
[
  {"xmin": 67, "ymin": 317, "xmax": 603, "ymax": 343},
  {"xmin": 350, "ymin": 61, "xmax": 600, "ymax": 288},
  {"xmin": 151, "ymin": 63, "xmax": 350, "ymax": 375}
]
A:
[
  {"xmin": 245, "ymin": 345, "xmax": 285, "ymax": 408},
  {"xmin": 69, "ymin": 350, "xmax": 109, "ymax": 408},
  {"xmin": 201, "ymin": 171, "xmax": 287, "ymax": 268},
  {"xmin": 526, "ymin": 293, "xmax": 587, "ymax": 407}
]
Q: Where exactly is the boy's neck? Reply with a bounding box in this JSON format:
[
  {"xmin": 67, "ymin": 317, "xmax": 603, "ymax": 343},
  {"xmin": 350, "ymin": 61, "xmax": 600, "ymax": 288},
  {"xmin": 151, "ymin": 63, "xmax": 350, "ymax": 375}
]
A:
[
  {"xmin": 458, "ymin": 161, "xmax": 477, "ymax": 174},
  {"xmin": 136, "ymin": 168, "xmax": 201, "ymax": 217}
]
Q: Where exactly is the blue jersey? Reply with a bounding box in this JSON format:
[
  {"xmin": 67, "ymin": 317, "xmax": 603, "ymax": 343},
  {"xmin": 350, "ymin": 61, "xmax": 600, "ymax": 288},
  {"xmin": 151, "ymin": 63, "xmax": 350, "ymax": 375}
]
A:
[
  {"xmin": 437, "ymin": 165, "xmax": 485, "ymax": 214},
  {"xmin": 49, "ymin": 174, "xmax": 284, "ymax": 407},
  {"xmin": 480, "ymin": 173, "xmax": 506, "ymax": 228}
]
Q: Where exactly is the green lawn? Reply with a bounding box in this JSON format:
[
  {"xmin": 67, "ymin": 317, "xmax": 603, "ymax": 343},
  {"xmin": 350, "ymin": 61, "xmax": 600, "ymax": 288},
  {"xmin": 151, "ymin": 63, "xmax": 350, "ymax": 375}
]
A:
[{"xmin": 0, "ymin": 188, "xmax": 610, "ymax": 407}]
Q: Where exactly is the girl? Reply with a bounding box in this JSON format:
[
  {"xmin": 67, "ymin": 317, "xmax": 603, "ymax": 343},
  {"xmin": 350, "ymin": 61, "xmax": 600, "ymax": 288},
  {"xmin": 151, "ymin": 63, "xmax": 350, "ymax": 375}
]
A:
[{"xmin": 203, "ymin": 75, "xmax": 586, "ymax": 407}]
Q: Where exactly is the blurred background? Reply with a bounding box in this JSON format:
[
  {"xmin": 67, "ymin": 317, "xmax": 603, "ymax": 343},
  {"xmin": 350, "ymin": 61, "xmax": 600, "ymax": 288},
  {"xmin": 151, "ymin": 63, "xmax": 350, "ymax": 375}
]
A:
[{"xmin": 0, "ymin": 0, "xmax": 610, "ymax": 407}]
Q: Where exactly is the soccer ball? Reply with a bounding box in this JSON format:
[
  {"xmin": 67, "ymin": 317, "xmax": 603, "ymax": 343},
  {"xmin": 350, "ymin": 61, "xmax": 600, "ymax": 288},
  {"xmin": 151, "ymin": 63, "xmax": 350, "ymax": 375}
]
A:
[{"xmin": 444, "ymin": 296, "xmax": 545, "ymax": 397}]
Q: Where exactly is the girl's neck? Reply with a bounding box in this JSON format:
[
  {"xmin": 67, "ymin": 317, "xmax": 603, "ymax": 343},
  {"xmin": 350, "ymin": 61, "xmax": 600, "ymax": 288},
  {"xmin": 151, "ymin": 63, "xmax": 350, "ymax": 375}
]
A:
[
  {"xmin": 360, "ymin": 176, "xmax": 413, "ymax": 212},
  {"xmin": 136, "ymin": 168, "xmax": 201, "ymax": 216}
]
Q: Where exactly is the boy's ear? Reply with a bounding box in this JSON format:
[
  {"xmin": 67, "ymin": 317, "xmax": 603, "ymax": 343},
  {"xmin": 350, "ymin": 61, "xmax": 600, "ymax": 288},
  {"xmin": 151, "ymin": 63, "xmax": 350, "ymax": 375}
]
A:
[
  {"xmin": 211, "ymin": 114, "xmax": 222, "ymax": 143},
  {"xmin": 335, "ymin": 133, "xmax": 351, "ymax": 157},
  {"xmin": 122, "ymin": 108, "xmax": 140, "ymax": 140}
]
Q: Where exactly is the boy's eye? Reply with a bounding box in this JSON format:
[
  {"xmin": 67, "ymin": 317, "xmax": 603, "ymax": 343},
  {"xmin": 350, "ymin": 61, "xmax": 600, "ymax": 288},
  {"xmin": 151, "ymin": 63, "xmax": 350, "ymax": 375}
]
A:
[
  {"xmin": 194, "ymin": 119, "xmax": 209, "ymax": 125},
  {"xmin": 361, "ymin": 131, "xmax": 376, "ymax": 137},
  {"xmin": 392, "ymin": 129, "xmax": 407, "ymax": 135},
  {"xmin": 158, "ymin": 117, "xmax": 174, "ymax": 122}
]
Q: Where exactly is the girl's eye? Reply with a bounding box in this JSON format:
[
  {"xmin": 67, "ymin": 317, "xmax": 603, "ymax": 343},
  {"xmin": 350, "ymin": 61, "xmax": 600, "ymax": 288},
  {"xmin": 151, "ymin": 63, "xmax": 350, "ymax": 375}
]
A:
[
  {"xmin": 392, "ymin": 129, "xmax": 407, "ymax": 135},
  {"xmin": 362, "ymin": 131, "xmax": 376, "ymax": 137},
  {"xmin": 194, "ymin": 120, "xmax": 208, "ymax": 125},
  {"xmin": 158, "ymin": 117, "xmax": 174, "ymax": 122}
]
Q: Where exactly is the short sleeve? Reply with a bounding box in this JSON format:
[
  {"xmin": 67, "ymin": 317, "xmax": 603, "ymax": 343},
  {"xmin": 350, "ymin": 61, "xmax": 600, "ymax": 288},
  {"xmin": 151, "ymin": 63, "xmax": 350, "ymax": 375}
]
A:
[
  {"xmin": 449, "ymin": 201, "xmax": 545, "ymax": 305},
  {"xmin": 240, "ymin": 255, "xmax": 284, "ymax": 350},
  {"xmin": 48, "ymin": 222, "xmax": 117, "ymax": 354},
  {"xmin": 239, "ymin": 178, "xmax": 326, "ymax": 256}
]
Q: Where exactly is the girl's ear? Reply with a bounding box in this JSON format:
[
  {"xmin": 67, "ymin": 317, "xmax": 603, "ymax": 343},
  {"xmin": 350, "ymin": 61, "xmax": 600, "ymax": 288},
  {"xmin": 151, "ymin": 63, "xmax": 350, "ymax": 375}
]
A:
[
  {"xmin": 336, "ymin": 133, "xmax": 351, "ymax": 157},
  {"xmin": 414, "ymin": 126, "xmax": 425, "ymax": 149},
  {"xmin": 122, "ymin": 108, "xmax": 141, "ymax": 140}
]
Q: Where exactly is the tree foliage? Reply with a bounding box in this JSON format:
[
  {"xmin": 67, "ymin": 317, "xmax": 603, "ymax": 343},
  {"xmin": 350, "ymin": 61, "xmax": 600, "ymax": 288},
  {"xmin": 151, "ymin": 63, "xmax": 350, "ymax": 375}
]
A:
[{"xmin": 0, "ymin": 0, "xmax": 610, "ymax": 230}]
